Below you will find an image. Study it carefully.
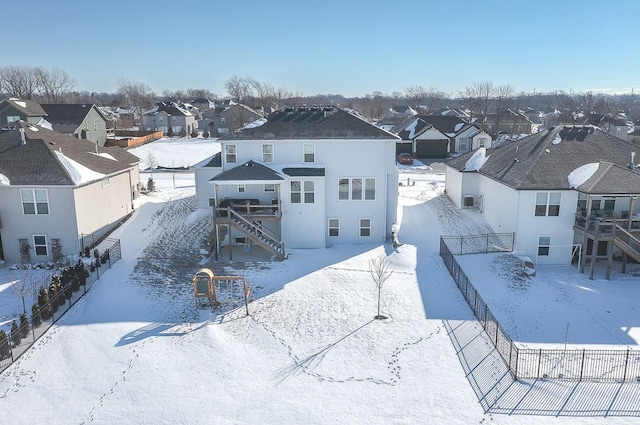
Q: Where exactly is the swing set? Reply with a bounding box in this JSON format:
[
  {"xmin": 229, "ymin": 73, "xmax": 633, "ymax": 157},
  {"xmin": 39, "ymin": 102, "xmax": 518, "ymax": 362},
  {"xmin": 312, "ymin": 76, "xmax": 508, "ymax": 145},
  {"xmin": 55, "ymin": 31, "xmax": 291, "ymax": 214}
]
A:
[{"xmin": 192, "ymin": 268, "xmax": 252, "ymax": 315}]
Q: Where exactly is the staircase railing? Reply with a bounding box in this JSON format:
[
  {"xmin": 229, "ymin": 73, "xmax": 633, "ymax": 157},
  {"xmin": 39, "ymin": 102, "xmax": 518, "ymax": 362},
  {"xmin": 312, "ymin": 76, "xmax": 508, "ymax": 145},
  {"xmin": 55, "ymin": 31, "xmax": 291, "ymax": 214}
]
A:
[{"xmin": 228, "ymin": 208, "xmax": 285, "ymax": 258}]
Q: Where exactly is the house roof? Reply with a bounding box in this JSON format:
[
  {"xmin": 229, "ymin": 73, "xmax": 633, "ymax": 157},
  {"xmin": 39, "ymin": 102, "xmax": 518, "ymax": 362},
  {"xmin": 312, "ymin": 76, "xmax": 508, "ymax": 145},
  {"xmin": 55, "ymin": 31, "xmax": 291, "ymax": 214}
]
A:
[
  {"xmin": 143, "ymin": 102, "xmax": 192, "ymax": 117},
  {"xmin": 446, "ymin": 125, "xmax": 640, "ymax": 191},
  {"xmin": 417, "ymin": 115, "xmax": 471, "ymax": 135},
  {"xmin": 197, "ymin": 152, "xmax": 222, "ymax": 168},
  {"xmin": 0, "ymin": 99, "xmax": 47, "ymax": 117},
  {"xmin": 220, "ymin": 106, "xmax": 400, "ymax": 141},
  {"xmin": 584, "ymin": 113, "xmax": 627, "ymax": 127},
  {"xmin": 390, "ymin": 117, "xmax": 432, "ymax": 140},
  {"xmin": 40, "ymin": 104, "xmax": 101, "ymax": 126},
  {"xmin": 209, "ymin": 160, "xmax": 284, "ymax": 182},
  {"xmin": 577, "ymin": 162, "xmax": 640, "ymax": 194},
  {"xmin": 0, "ymin": 121, "xmax": 140, "ymax": 186}
]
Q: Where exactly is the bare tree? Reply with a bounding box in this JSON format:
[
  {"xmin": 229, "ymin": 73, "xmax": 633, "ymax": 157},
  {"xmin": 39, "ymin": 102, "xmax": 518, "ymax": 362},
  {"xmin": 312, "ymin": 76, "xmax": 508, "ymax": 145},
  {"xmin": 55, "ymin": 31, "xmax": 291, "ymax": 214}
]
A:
[
  {"xmin": 0, "ymin": 65, "xmax": 40, "ymax": 99},
  {"xmin": 494, "ymin": 84, "xmax": 515, "ymax": 135},
  {"xmin": 116, "ymin": 79, "xmax": 156, "ymax": 126},
  {"xmin": 369, "ymin": 254, "xmax": 393, "ymax": 320},
  {"xmin": 405, "ymin": 85, "xmax": 446, "ymax": 115},
  {"xmin": 35, "ymin": 67, "xmax": 76, "ymax": 103},
  {"xmin": 144, "ymin": 150, "xmax": 158, "ymax": 180},
  {"xmin": 11, "ymin": 270, "xmax": 37, "ymax": 315},
  {"xmin": 224, "ymin": 75, "xmax": 253, "ymax": 103}
]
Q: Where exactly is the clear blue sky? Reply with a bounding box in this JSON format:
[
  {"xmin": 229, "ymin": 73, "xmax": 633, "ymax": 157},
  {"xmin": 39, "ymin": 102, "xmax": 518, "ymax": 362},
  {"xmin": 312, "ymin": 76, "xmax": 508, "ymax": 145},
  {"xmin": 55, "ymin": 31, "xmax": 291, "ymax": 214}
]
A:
[{"xmin": 6, "ymin": 0, "xmax": 639, "ymax": 98}]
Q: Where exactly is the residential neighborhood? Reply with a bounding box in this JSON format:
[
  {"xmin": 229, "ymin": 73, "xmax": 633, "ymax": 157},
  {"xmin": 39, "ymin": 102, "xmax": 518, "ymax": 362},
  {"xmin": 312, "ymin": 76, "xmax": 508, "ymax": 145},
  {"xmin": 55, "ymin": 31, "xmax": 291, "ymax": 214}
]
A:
[{"xmin": 2, "ymin": 2, "xmax": 640, "ymax": 421}]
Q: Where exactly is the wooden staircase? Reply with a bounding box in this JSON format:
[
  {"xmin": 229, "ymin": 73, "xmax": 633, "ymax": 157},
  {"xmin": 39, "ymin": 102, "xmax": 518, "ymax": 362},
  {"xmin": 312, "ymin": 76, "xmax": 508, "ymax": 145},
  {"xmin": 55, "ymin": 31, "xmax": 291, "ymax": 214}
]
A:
[
  {"xmin": 613, "ymin": 225, "xmax": 640, "ymax": 263},
  {"xmin": 227, "ymin": 209, "xmax": 286, "ymax": 260}
]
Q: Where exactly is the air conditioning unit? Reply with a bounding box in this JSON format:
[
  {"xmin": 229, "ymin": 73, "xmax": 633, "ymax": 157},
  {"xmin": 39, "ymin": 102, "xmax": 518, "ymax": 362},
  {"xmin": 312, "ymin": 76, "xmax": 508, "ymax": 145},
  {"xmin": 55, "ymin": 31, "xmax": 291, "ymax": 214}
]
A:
[
  {"xmin": 464, "ymin": 195, "xmax": 474, "ymax": 207},
  {"xmin": 209, "ymin": 198, "xmax": 216, "ymax": 207}
]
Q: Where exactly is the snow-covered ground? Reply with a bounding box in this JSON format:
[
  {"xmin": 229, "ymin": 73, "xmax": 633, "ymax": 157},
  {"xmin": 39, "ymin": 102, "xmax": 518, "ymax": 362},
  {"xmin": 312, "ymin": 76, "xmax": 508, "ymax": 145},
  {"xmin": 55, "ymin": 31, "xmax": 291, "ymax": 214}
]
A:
[{"xmin": 1, "ymin": 138, "xmax": 640, "ymax": 424}]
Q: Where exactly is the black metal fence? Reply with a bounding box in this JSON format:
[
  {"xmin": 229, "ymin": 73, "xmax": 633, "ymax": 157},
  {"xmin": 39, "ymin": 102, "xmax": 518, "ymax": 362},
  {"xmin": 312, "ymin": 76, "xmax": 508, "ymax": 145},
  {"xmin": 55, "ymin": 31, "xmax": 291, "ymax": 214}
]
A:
[
  {"xmin": 441, "ymin": 233, "xmax": 514, "ymax": 255},
  {"xmin": 0, "ymin": 239, "xmax": 121, "ymax": 373},
  {"xmin": 440, "ymin": 235, "xmax": 640, "ymax": 382}
]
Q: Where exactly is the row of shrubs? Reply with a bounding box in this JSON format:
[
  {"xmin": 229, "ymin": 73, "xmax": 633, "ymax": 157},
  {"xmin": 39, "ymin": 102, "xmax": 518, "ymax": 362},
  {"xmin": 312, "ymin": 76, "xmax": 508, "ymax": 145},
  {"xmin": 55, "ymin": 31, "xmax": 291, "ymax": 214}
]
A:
[{"xmin": 0, "ymin": 259, "xmax": 93, "ymax": 361}]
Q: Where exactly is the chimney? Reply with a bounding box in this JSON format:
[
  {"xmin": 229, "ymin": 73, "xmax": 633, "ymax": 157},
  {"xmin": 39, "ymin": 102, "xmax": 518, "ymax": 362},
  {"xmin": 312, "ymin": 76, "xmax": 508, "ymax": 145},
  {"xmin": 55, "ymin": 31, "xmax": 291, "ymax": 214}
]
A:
[
  {"xmin": 631, "ymin": 152, "xmax": 637, "ymax": 169},
  {"xmin": 19, "ymin": 128, "xmax": 26, "ymax": 145}
]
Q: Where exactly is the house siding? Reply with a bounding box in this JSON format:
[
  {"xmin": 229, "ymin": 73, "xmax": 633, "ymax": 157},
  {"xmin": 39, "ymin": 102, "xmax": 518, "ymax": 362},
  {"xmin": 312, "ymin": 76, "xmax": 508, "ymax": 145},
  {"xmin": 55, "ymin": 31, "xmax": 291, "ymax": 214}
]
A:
[
  {"xmin": 76, "ymin": 107, "xmax": 108, "ymax": 146},
  {"xmin": 0, "ymin": 186, "xmax": 79, "ymax": 263},
  {"xmin": 195, "ymin": 166, "xmax": 222, "ymax": 209}
]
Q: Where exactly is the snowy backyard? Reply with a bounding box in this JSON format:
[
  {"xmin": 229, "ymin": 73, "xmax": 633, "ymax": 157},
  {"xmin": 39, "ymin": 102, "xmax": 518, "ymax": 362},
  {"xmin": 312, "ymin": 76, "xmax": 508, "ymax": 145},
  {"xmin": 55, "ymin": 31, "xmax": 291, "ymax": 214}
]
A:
[{"xmin": 1, "ymin": 137, "xmax": 640, "ymax": 424}]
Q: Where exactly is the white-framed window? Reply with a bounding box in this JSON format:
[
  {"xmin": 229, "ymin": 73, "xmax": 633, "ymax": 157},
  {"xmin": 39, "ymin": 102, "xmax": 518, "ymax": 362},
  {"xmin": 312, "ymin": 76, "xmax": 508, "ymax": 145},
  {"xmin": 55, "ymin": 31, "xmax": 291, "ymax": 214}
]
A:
[
  {"xmin": 33, "ymin": 235, "xmax": 48, "ymax": 256},
  {"xmin": 159, "ymin": 116, "xmax": 164, "ymax": 122},
  {"xmin": 238, "ymin": 185, "xmax": 245, "ymax": 193},
  {"xmin": 291, "ymin": 180, "xmax": 315, "ymax": 204},
  {"xmin": 93, "ymin": 123, "xmax": 97, "ymax": 131},
  {"xmin": 535, "ymin": 192, "xmax": 560, "ymax": 216},
  {"xmin": 102, "ymin": 178, "xmax": 110, "ymax": 187},
  {"xmin": 304, "ymin": 143, "xmax": 315, "ymax": 163},
  {"xmin": 7, "ymin": 116, "xmax": 20, "ymax": 123},
  {"xmin": 99, "ymin": 122, "xmax": 103, "ymax": 130},
  {"xmin": 264, "ymin": 184, "xmax": 275, "ymax": 192},
  {"xmin": 604, "ymin": 197, "xmax": 616, "ymax": 211},
  {"xmin": 459, "ymin": 138, "xmax": 468, "ymax": 151},
  {"xmin": 338, "ymin": 178, "xmax": 375, "ymax": 200},
  {"xmin": 225, "ymin": 144, "xmax": 237, "ymax": 163},
  {"xmin": 360, "ymin": 218, "xmax": 371, "ymax": 237},
  {"xmin": 219, "ymin": 128, "xmax": 229, "ymax": 135},
  {"xmin": 478, "ymin": 137, "xmax": 487, "ymax": 148},
  {"xmin": 221, "ymin": 117, "xmax": 226, "ymax": 124},
  {"xmin": 21, "ymin": 189, "xmax": 49, "ymax": 215},
  {"xmin": 262, "ymin": 144, "xmax": 274, "ymax": 163},
  {"xmin": 538, "ymin": 236, "xmax": 551, "ymax": 256},
  {"xmin": 328, "ymin": 218, "xmax": 339, "ymax": 237}
]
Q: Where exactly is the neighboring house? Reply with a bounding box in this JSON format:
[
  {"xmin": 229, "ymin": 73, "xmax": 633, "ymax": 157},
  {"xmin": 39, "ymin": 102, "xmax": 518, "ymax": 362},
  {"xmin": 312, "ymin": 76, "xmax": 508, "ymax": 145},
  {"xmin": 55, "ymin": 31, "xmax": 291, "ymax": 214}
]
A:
[
  {"xmin": 629, "ymin": 128, "xmax": 640, "ymax": 146},
  {"xmin": 584, "ymin": 113, "xmax": 629, "ymax": 141},
  {"xmin": 191, "ymin": 98, "xmax": 215, "ymax": 112},
  {"xmin": 445, "ymin": 125, "xmax": 640, "ymax": 271},
  {"xmin": 142, "ymin": 102, "xmax": 196, "ymax": 136},
  {"xmin": 0, "ymin": 98, "xmax": 47, "ymax": 126},
  {"xmin": 377, "ymin": 106, "xmax": 417, "ymax": 131},
  {"xmin": 199, "ymin": 101, "xmax": 262, "ymax": 136},
  {"xmin": 41, "ymin": 103, "xmax": 110, "ymax": 146},
  {"xmin": 194, "ymin": 152, "xmax": 222, "ymax": 209},
  {"xmin": 0, "ymin": 121, "xmax": 141, "ymax": 264},
  {"xmin": 195, "ymin": 106, "xmax": 400, "ymax": 259},
  {"xmin": 390, "ymin": 115, "xmax": 491, "ymax": 158},
  {"xmin": 483, "ymin": 109, "xmax": 534, "ymax": 136}
]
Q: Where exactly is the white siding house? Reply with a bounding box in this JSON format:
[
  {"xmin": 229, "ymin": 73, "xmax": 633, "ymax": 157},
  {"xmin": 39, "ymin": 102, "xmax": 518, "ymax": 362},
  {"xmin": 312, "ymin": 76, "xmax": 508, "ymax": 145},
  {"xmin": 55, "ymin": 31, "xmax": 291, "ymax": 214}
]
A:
[
  {"xmin": 445, "ymin": 125, "xmax": 640, "ymax": 272},
  {"xmin": 195, "ymin": 106, "xmax": 400, "ymax": 258},
  {"xmin": 0, "ymin": 122, "xmax": 140, "ymax": 264}
]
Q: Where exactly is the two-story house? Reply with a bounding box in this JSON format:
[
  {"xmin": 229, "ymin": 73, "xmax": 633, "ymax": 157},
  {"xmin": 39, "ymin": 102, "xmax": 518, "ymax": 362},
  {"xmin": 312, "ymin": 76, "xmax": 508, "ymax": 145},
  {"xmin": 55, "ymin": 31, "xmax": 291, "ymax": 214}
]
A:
[
  {"xmin": 584, "ymin": 113, "xmax": 629, "ymax": 141},
  {"xmin": 195, "ymin": 106, "xmax": 400, "ymax": 259},
  {"xmin": 40, "ymin": 104, "xmax": 110, "ymax": 146},
  {"xmin": 445, "ymin": 125, "xmax": 640, "ymax": 274},
  {"xmin": 0, "ymin": 99, "xmax": 47, "ymax": 127},
  {"xmin": 142, "ymin": 102, "xmax": 196, "ymax": 136},
  {"xmin": 0, "ymin": 121, "xmax": 141, "ymax": 264},
  {"xmin": 418, "ymin": 115, "xmax": 492, "ymax": 155},
  {"xmin": 483, "ymin": 109, "xmax": 534, "ymax": 136},
  {"xmin": 199, "ymin": 101, "xmax": 262, "ymax": 136}
]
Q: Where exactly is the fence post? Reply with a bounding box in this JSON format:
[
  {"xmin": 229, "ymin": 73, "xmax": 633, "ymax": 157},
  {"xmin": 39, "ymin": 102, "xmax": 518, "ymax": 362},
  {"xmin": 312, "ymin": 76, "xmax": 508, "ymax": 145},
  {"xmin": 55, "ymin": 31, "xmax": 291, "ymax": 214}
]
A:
[
  {"xmin": 486, "ymin": 235, "xmax": 489, "ymax": 253},
  {"xmin": 537, "ymin": 348, "xmax": 542, "ymax": 378},
  {"xmin": 495, "ymin": 322, "xmax": 499, "ymax": 345},
  {"xmin": 514, "ymin": 346, "xmax": 519, "ymax": 379},
  {"xmin": 460, "ymin": 237, "xmax": 463, "ymax": 255},
  {"xmin": 579, "ymin": 349, "xmax": 586, "ymax": 381},
  {"xmin": 623, "ymin": 349, "xmax": 630, "ymax": 383}
]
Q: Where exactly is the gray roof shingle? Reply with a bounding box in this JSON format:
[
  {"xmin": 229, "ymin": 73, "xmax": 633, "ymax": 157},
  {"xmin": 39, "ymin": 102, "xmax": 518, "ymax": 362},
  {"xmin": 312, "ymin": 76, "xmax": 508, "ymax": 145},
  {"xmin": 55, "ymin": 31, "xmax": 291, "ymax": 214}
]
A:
[
  {"xmin": 0, "ymin": 99, "xmax": 47, "ymax": 117},
  {"xmin": 0, "ymin": 121, "xmax": 139, "ymax": 186},
  {"xmin": 210, "ymin": 160, "xmax": 284, "ymax": 182},
  {"xmin": 219, "ymin": 106, "xmax": 399, "ymax": 141},
  {"xmin": 446, "ymin": 125, "xmax": 640, "ymax": 191},
  {"xmin": 40, "ymin": 104, "xmax": 98, "ymax": 126}
]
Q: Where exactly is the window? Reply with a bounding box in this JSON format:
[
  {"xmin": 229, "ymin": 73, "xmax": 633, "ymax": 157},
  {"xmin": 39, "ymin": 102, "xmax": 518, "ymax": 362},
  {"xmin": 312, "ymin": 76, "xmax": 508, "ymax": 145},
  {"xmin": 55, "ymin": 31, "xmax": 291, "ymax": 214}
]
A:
[
  {"xmin": 304, "ymin": 143, "xmax": 315, "ymax": 163},
  {"xmin": 99, "ymin": 123, "xmax": 103, "ymax": 130},
  {"xmin": 338, "ymin": 178, "xmax": 375, "ymax": 200},
  {"xmin": 291, "ymin": 181, "xmax": 301, "ymax": 203},
  {"xmin": 291, "ymin": 180, "xmax": 314, "ymax": 204},
  {"xmin": 94, "ymin": 123, "xmax": 98, "ymax": 131},
  {"xmin": 21, "ymin": 189, "xmax": 49, "ymax": 215},
  {"xmin": 221, "ymin": 117, "xmax": 226, "ymax": 124},
  {"xmin": 7, "ymin": 116, "xmax": 20, "ymax": 123},
  {"xmin": 604, "ymin": 198, "xmax": 615, "ymax": 211},
  {"xmin": 102, "ymin": 178, "xmax": 110, "ymax": 187},
  {"xmin": 159, "ymin": 117, "xmax": 163, "ymax": 122},
  {"xmin": 225, "ymin": 144, "xmax": 237, "ymax": 163},
  {"xmin": 304, "ymin": 181, "xmax": 315, "ymax": 203},
  {"xmin": 328, "ymin": 218, "xmax": 340, "ymax": 237},
  {"xmin": 535, "ymin": 192, "xmax": 560, "ymax": 216},
  {"xmin": 478, "ymin": 137, "xmax": 487, "ymax": 148},
  {"xmin": 219, "ymin": 128, "xmax": 229, "ymax": 135},
  {"xmin": 459, "ymin": 138, "xmax": 468, "ymax": 151},
  {"xmin": 33, "ymin": 235, "xmax": 48, "ymax": 256},
  {"xmin": 238, "ymin": 185, "xmax": 245, "ymax": 193},
  {"xmin": 172, "ymin": 117, "xmax": 177, "ymax": 123},
  {"xmin": 538, "ymin": 236, "xmax": 551, "ymax": 256},
  {"xmin": 262, "ymin": 144, "xmax": 274, "ymax": 163},
  {"xmin": 264, "ymin": 184, "xmax": 275, "ymax": 192},
  {"xmin": 360, "ymin": 218, "xmax": 371, "ymax": 237}
]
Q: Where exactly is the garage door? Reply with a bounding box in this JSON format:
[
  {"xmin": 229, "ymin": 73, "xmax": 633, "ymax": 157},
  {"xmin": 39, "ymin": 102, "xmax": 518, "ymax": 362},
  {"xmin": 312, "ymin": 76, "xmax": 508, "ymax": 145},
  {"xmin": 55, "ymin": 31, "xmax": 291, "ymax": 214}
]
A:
[
  {"xmin": 415, "ymin": 140, "xmax": 448, "ymax": 158},
  {"xmin": 396, "ymin": 142, "xmax": 413, "ymax": 155}
]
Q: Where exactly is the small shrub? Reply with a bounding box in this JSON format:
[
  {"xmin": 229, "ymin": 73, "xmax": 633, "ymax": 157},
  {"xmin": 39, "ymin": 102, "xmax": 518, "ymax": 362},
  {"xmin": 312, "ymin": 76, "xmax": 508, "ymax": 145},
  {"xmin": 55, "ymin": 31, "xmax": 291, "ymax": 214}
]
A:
[
  {"xmin": 203, "ymin": 130, "xmax": 210, "ymax": 138},
  {"xmin": 0, "ymin": 330, "xmax": 10, "ymax": 359},
  {"xmin": 147, "ymin": 178, "xmax": 155, "ymax": 192},
  {"xmin": 19, "ymin": 313, "xmax": 30, "ymax": 338},
  {"xmin": 93, "ymin": 249, "xmax": 99, "ymax": 259},
  {"xmin": 191, "ymin": 130, "xmax": 198, "ymax": 138},
  {"xmin": 84, "ymin": 247, "xmax": 91, "ymax": 258},
  {"xmin": 31, "ymin": 303, "xmax": 42, "ymax": 328},
  {"xmin": 38, "ymin": 286, "xmax": 52, "ymax": 320},
  {"xmin": 10, "ymin": 321, "xmax": 21, "ymax": 346}
]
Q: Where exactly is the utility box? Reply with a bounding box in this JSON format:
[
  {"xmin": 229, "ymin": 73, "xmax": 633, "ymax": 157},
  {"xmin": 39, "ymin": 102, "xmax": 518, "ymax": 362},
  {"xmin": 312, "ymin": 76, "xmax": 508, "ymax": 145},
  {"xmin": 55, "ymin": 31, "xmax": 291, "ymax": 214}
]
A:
[{"xmin": 464, "ymin": 195, "xmax": 474, "ymax": 207}]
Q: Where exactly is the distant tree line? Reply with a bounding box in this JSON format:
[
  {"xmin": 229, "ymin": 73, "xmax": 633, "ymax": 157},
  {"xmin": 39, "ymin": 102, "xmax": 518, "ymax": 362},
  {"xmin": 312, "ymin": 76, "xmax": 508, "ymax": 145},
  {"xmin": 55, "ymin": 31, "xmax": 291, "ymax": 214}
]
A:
[{"xmin": 2, "ymin": 66, "xmax": 639, "ymax": 125}]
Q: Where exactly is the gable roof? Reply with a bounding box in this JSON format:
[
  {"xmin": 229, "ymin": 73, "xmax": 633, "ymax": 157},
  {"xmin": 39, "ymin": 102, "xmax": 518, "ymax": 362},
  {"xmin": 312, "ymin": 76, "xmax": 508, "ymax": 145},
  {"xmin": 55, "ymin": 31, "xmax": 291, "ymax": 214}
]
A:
[
  {"xmin": 143, "ymin": 102, "xmax": 192, "ymax": 117},
  {"xmin": 209, "ymin": 160, "xmax": 284, "ymax": 182},
  {"xmin": 446, "ymin": 125, "xmax": 640, "ymax": 191},
  {"xmin": 390, "ymin": 116, "xmax": 432, "ymax": 140},
  {"xmin": 40, "ymin": 104, "xmax": 103, "ymax": 127},
  {"xmin": 0, "ymin": 121, "xmax": 139, "ymax": 186},
  {"xmin": 220, "ymin": 106, "xmax": 400, "ymax": 141},
  {"xmin": 417, "ymin": 115, "xmax": 471, "ymax": 135},
  {"xmin": 0, "ymin": 99, "xmax": 47, "ymax": 117}
]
